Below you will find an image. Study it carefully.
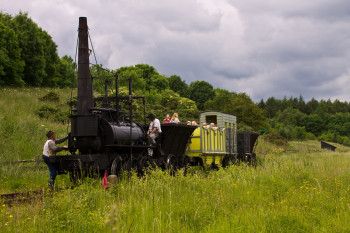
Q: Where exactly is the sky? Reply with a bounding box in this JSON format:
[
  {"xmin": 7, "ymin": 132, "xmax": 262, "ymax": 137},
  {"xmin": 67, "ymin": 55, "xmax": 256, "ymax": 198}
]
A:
[{"xmin": 2, "ymin": 0, "xmax": 350, "ymax": 102}]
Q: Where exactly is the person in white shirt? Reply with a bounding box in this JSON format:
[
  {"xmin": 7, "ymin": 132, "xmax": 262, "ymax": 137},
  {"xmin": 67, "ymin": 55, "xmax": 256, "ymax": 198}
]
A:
[
  {"xmin": 147, "ymin": 113, "xmax": 162, "ymax": 156},
  {"xmin": 42, "ymin": 131, "xmax": 68, "ymax": 189}
]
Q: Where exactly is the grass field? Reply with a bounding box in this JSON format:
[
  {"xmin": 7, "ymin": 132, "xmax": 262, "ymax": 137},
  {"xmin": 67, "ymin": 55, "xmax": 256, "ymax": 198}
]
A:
[{"xmin": 1, "ymin": 88, "xmax": 350, "ymax": 232}]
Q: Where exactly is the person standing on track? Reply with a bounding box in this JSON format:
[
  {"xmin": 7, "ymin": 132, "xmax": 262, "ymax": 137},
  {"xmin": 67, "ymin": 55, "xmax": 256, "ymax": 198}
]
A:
[{"xmin": 42, "ymin": 131, "xmax": 68, "ymax": 189}]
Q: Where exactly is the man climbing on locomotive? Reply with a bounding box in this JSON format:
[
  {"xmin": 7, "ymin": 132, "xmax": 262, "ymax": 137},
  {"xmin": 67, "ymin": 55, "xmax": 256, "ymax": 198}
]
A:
[
  {"xmin": 42, "ymin": 131, "xmax": 68, "ymax": 189},
  {"xmin": 147, "ymin": 113, "xmax": 162, "ymax": 156}
]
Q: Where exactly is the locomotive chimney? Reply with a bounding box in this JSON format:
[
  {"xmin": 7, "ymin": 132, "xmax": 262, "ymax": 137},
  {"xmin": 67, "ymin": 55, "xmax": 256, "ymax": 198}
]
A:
[{"xmin": 77, "ymin": 17, "xmax": 93, "ymax": 115}]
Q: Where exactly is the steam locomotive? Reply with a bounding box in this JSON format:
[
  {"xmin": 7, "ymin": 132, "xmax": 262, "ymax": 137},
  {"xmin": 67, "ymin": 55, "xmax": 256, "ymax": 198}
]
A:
[{"xmin": 50, "ymin": 17, "xmax": 259, "ymax": 182}]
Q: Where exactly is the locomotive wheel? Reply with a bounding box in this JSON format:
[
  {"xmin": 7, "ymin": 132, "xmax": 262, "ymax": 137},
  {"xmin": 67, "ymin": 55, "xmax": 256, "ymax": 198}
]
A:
[
  {"xmin": 69, "ymin": 169, "xmax": 83, "ymax": 185},
  {"xmin": 126, "ymin": 157, "xmax": 139, "ymax": 172},
  {"xmin": 111, "ymin": 156, "xmax": 123, "ymax": 176},
  {"xmin": 139, "ymin": 156, "xmax": 156, "ymax": 175}
]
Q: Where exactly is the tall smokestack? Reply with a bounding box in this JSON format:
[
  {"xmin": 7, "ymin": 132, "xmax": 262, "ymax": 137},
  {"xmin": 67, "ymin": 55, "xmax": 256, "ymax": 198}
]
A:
[{"xmin": 77, "ymin": 17, "xmax": 93, "ymax": 115}]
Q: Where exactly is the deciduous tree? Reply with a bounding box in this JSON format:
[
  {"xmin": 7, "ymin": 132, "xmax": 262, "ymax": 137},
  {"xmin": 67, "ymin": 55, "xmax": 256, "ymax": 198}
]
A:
[{"xmin": 189, "ymin": 80, "xmax": 215, "ymax": 111}]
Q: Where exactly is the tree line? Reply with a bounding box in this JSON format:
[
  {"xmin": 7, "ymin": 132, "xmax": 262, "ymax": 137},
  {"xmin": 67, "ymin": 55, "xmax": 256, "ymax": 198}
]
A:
[
  {"xmin": 3, "ymin": 11, "xmax": 350, "ymax": 146},
  {"xmin": 258, "ymin": 96, "xmax": 350, "ymax": 146},
  {"xmin": 0, "ymin": 11, "xmax": 75, "ymax": 87}
]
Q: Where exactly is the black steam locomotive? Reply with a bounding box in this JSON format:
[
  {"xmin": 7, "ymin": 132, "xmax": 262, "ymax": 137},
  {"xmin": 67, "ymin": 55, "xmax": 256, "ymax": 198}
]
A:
[
  {"xmin": 50, "ymin": 17, "xmax": 259, "ymax": 182},
  {"xmin": 51, "ymin": 17, "xmax": 198, "ymax": 182}
]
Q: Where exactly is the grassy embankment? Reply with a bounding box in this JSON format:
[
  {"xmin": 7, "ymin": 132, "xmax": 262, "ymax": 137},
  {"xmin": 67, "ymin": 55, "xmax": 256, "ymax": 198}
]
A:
[
  {"xmin": 0, "ymin": 87, "xmax": 73, "ymax": 191},
  {"xmin": 1, "ymin": 88, "xmax": 350, "ymax": 232}
]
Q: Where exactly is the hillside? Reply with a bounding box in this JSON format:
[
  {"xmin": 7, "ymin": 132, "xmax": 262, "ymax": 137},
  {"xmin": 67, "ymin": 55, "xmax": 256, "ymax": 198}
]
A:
[{"xmin": 0, "ymin": 87, "xmax": 73, "ymax": 162}]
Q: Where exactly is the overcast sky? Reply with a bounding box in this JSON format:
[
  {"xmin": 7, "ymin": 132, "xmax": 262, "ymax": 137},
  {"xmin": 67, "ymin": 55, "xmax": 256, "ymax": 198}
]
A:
[{"xmin": 2, "ymin": 0, "xmax": 350, "ymax": 102}]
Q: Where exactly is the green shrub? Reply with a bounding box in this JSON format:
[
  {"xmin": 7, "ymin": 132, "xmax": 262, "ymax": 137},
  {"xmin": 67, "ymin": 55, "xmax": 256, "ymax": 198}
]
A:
[
  {"xmin": 38, "ymin": 91, "xmax": 60, "ymax": 102},
  {"xmin": 263, "ymin": 131, "xmax": 288, "ymax": 146},
  {"xmin": 35, "ymin": 105, "xmax": 69, "ymax": 124},
  {"xmin": 35, "ymin": 104, "xmax": 58, "ymax": 119},
  {"xmin": 318, "ymin": 131, "xmax": 335, "ymax": 142},
  {"xmin": 292, "ymin": 126, "xmax": 307, "ymax": 141},
  {"xmin": 305, "ymin": 132, "xmax": 316, "ymax": 140}
]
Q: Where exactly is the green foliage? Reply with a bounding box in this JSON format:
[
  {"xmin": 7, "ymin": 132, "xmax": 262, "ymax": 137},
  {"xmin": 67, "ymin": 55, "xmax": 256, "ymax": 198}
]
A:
[
  {"xmin": 275, "ymin": 123, "xmax": 293, "ymax": 140},
  {"xmin": 263, "ymin": 97, "xmax": 280, "ymax": 118},
  {"xmin": 38, "ymin": 90, "xmax": 60, "ymax": 102},
  {"xmin": 305, "ymin": 132, "xmax": 316, "ymax": 140},
  {"xmin": 205, "ymin": 90, "xmax": 268, "ymax": 131},
  {"xmin": 263, "ymin": 131, "xmax": 288, "ymax": 146},
  {"xmin": 35, "ymin": 91, "xmax": 70, "ymax": 124},
  {"xmin": 39, "ymin": 29, "xmax": 61, "ymax": 86},
  {"xmin": 0, "ymin": 12, "xmax": 24, "ymax": 86},
  {"xmin": 90, "ymin": 64, "xmax": 115, "ymax": 94},
  {"xmin": 326, "ymin": 113, "xmax": 350, "ymax": 137},
  {"xmin": 318, "ymin": 131, "xmax": 335, "ymax": 142},
  {"xmin": 146, "ymin": 89, "xmax": 199, "ymax": 122},
  {"xmin": 168, "ymin": 74, "xmax": 189, "ymax": 98},
  {"xmin": 151, "ymin": 74, "xmax": 169, "ymax": 92},
  {"xmin": 12, "ymin": 12, "xmax": 47, "ymax": 86},
  {"xmin": 261, "ymin": 95, "xmax": 350, "ymax": 145},
  {"xmin": 35, "ymin": 104, "xmax": 69, "ymax": 124},
  {"xmin": 189, "ymin": 80, "xmax": 215, "ymax": 111},
  {"xmin": 115, "ymin": 64, "xmax": 170, "ymax": 93},
  {"xmin": 0, "ymin": 11, "xmax": 75, "ymax": 88},
  {"xmin": 134, "ymin": 64, "xmax": 170, "ymax": 92},
  {"xmin": 277, "ymin": 107, "xmax": 305, "ymax": 126},
  {"xmin": 57, "ymin": 55, "xmax": 77, "ymax": 88},
  {"xmin": 292, "ymin": 126, "xmax": 307, "ymax": 141},
  {"xmin": 89, "ymin": 64, "xmax": 199, "ymax": 123},
  {"xmin": 35, "ymin": 104, "xmax": 58, "ymax": 119},
  {"xmin": 118, "ymin": 67, "xmax": 145, "ymax": 91}
]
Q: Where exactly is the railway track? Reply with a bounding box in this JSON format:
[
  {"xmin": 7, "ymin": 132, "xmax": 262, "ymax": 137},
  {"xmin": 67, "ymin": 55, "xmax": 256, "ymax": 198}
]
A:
[
  {"xmin": 1, "ymin": 190, "xmax": 45, "ymax": 206},
  {"xmin": 1, "ymin": 187, "xmax": 72, "ymax": 206}
]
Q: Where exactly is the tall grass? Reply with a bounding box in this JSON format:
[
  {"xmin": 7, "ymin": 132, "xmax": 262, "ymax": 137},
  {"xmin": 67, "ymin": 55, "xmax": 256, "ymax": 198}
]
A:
[
  {"xmin": 0, "ymin": 87, "xmax": 74, "ymax": 192},
  {"xmin": 0, "ymin": 87, "xmax": 73, "ymax": 162},
  {"xmin": 2, "ymin": 149, "xmax": 350, "ymax": 232},
  {"xmin": 1, "ymin": 88, "xmax": 350, "ymax": 232}
]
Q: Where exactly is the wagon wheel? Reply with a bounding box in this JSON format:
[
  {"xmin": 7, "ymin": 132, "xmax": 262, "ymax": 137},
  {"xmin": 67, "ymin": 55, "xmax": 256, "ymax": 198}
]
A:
[
  {"xmin": 181, "ymin": 155, "xmax": 190, "ymax": 176},
  {"xmin": 196, "ymin": 157, "xmax": 205, "ymax": 169},
  {"xmin": 222, "ymin": 155, "xmax": 236, "ymax": 168},
  {"xmin": 111, "ymin": 156, "xmax": 123, "ymax": 176},
  {"xmin": 183, "ymin": 155, "xmax": 190, "ymax": 168},
  {"xmin": 166, "ymin": 154, "xmax": 177, "ymax": 174},
  {"xmin": 250, "ymin": 153, "xmax": 257, "ymax": 167}
]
